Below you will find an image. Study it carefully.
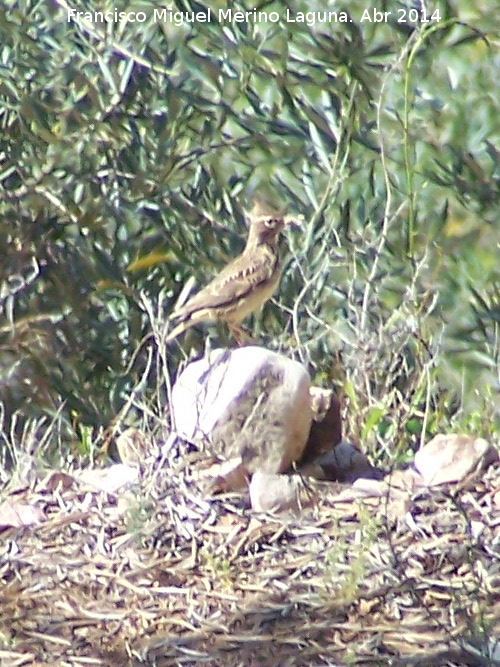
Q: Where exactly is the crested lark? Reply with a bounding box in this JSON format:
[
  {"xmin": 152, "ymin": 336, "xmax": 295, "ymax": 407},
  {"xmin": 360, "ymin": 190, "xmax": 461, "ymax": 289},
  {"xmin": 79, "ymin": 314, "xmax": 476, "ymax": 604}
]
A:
[{"xmin": 166, "ymin": 203, "xmax": 295, "ymax": 343}]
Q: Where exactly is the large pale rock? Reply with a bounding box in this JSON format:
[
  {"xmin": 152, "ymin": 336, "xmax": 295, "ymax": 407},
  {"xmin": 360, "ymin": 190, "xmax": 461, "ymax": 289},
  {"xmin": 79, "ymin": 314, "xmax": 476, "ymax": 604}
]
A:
[{"xmin": 171, "ymin": 347, "xmax": 312, "ymax": 474}]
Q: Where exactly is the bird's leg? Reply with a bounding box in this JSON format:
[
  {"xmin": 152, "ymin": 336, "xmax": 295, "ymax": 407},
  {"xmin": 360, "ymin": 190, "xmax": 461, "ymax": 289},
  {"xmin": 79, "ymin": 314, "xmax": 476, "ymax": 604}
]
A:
[{"xmin": 228, "ymin": 323, "xmax": 254, "ymax": 346}]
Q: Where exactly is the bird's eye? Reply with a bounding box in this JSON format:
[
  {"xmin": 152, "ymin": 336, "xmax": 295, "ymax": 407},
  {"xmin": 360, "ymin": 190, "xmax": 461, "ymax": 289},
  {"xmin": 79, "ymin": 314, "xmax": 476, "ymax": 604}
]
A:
[{"xmin": 264, "ymin": 218, "xmax": 279, "ymax": 228}]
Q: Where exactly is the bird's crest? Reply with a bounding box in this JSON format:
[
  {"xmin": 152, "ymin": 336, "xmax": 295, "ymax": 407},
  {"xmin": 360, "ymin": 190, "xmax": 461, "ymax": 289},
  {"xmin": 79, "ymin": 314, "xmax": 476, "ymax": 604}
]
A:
[{"xmin": 249, "ymin": 199, "xmax": 287, "ymax": 221}]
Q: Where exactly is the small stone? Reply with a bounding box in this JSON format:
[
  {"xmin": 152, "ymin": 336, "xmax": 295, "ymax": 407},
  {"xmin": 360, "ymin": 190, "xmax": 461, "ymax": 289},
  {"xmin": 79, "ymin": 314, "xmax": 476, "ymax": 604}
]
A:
[
  {"xmin": 301, "ymin": 387, "xmax": 342, "ymax": 462},
  {"xmin": 300, "ymin": 440, "xmax": 383, "ymax": 483},
  {"xmin": 414, "ymin": 434, "xmax": 499, "ymax": 487},
  {"xmin": 249, "ymin": 471, "xmax": 314, "ymax": 513},
  {"xmin": 77, "ymin": 464, "xmax": 140, "ymax": 493},
  {"xmin": 115, "ymin": 427, "xmax": 151, "ymax": 465},
  {"xmin": 197, "ymin": 457, "xmax": 249, "ymax": 493}
]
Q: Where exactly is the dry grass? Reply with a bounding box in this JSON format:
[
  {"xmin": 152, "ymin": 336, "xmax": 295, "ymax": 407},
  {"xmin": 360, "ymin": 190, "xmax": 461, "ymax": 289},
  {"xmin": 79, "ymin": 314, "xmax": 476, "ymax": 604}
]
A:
[{"xmin": 1, "ymin": 436, "xmax": 500, "ymax": 667}]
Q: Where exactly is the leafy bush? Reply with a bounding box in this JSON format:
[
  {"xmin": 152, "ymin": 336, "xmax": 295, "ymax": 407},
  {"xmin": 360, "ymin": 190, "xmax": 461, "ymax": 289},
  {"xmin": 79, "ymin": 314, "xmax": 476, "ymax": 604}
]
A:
[{"xmin": 1, "ymin": 0, "xmax": 498, "ymax": 464}]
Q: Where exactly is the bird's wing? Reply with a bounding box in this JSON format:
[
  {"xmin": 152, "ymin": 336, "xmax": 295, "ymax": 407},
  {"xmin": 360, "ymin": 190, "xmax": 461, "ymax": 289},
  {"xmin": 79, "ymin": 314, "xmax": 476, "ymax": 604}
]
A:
[{"xmin": 171, "ymin": 248, "xmax": 278, "ymax": 322}]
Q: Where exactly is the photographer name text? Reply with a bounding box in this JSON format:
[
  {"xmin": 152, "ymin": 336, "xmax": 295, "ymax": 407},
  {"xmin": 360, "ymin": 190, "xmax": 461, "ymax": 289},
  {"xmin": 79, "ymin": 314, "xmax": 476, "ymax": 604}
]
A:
[{"xmin": 67, "ymin": 7, "xmax": 441, "ymax": 27}]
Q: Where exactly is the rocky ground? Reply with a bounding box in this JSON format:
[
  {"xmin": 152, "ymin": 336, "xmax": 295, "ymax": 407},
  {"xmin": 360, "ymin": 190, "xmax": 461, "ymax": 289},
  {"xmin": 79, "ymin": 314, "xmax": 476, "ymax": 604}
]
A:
[{"xmin": 1, "ymin": 436, "xmax": 500, "ymax": 667}]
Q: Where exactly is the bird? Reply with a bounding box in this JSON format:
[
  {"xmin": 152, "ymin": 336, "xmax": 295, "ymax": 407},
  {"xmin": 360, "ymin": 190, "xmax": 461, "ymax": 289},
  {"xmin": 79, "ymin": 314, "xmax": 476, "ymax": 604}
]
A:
[{"xmin": 165, "ymin": 202, "xmax": 296, "ymax": 343}]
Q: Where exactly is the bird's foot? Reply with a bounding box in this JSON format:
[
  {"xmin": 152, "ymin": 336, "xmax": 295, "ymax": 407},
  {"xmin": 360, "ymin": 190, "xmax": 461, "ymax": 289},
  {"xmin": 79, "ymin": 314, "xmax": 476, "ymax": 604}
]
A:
[{"xmin": 228, "ymin": 324, "xmax": 254, "ymax": 346}]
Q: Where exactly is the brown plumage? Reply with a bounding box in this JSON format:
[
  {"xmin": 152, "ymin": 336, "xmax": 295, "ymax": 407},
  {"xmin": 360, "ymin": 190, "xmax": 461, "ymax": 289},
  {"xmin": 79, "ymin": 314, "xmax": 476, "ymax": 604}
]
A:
[{"xmin": 166, "ymin": 203, "xmax": 293, "ymax": 342}]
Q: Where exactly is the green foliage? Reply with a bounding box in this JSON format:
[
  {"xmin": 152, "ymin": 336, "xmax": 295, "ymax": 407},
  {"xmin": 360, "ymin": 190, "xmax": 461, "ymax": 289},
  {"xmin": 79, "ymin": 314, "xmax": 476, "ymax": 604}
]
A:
[
  {"xmin": 0, "ymin": 0, "xmax": 499, "ymax": 462},
  {"xmin": 322, "ymin": 503, "xmax": 378, "ymax": 601}
]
